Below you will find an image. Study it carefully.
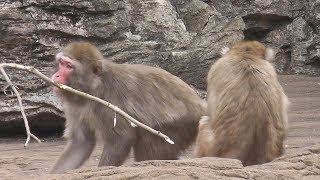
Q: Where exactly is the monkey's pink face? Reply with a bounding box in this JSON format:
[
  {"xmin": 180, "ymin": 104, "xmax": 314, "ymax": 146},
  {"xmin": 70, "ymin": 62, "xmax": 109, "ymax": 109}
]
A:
[{"xmin": 51, "ymin": 53, "xmax": 75, "ymax": 94}]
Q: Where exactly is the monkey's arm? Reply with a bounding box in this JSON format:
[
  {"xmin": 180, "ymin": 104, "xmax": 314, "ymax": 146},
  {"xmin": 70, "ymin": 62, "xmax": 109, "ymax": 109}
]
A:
[{"xmin": 50, "ymin": 128, "xmax": 95, "ymax": 174}]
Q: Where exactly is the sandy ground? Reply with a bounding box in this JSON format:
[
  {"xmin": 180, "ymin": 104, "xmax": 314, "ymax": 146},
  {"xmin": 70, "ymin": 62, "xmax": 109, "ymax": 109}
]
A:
[{"xmin": 0, "ymin": 75, "xmax": 319, "ymax": 179}]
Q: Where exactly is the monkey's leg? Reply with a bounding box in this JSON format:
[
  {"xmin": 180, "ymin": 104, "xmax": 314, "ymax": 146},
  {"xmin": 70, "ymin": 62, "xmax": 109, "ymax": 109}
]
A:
[
  {"xmin": 195, "ymin": 116, "xmax": 213, "ymax": 157},
  {"xmin": 50, "ymin": 137, "xmax": 95, "ymax": 173},
  {"xmin": 208, "ymin": 128, "xmax": 255, "ymax": 166},
  {"xmin": 134, "ymin": 131, "xmax": 179, "ymax": 161},
  {"xmin": 98, "ymin": 136, "xmax": 133, "ymax": 167}
]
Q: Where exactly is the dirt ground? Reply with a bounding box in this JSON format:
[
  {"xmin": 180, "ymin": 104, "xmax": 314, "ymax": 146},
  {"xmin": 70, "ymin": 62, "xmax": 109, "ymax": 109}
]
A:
[{"xmin": 0, "ymin": 75, "xmax": 319, "ymax": 179}]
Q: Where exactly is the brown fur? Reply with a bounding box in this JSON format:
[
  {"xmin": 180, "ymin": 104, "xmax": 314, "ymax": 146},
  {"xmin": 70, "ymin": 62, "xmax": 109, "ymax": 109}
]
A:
[
  {"xmin": 50, "ymin": 42, "xmax": 206, "ymax": 173},
  {"xmin": 195, "ymin": 41, "xmax": 289, "ymax": 166},
  {"xmin": 63, "ymin": 42, "xmax": 104, "ymax": 65}
]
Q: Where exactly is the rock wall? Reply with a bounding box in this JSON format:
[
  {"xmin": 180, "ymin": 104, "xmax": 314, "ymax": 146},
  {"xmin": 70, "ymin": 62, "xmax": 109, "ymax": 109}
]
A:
[{"xmin": 0, "ymin": 0, "xmax": 319, "ymax": 134}]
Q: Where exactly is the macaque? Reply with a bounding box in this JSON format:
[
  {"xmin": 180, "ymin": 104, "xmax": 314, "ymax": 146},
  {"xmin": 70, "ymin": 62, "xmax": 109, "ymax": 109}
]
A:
[
  {"xmin": 195, "ymin": 41, "xmax": 289, "ymax": 166},
  {"xmin": 50, "ymin": 42, "xmax": 205, "ymax": 173}
]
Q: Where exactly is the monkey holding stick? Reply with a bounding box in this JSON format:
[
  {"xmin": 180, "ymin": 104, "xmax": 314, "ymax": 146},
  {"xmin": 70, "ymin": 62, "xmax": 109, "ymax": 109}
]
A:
[
  {"xmin": 195, "ymin": 41, "xmax": 289, "ymax": 166},
  {"xmin": 50, "ymin": 42, "xmax": 205, "ymax": 173}
]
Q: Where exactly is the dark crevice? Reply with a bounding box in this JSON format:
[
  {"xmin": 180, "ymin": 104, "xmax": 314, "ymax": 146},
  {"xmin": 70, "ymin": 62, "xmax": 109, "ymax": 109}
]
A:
[
  {"xmin": 242, "ymin": 13, "xmax": 292, "ymax": 26},
  {"xmin": 305, "ymin": 58, "xmax": 320, "ymax": 68},
  {"xmin": 201, "ymin": 14, "xmax": 213, "ymax": 31},
  {"xmin": 242, "ymin": 14, "xmax": 291, "ymax": 41},
  {"xmin": 0, "ymin": 112, "xmax": 65, "ymax": 137},
  {"xmin": 244, "ymin": 29, "xmax": 271, "ymax": 41}
]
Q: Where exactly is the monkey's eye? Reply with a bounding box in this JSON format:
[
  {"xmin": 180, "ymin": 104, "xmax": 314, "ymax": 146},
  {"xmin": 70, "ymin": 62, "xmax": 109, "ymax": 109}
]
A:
[{"xmin": 66, "ymin": 63, "xmax": 74, "ymax": 69}]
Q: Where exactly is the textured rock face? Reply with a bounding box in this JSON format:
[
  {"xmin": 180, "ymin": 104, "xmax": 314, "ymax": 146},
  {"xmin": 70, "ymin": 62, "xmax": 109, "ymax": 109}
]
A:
[{"xmin": 0, "ymin": 1, "xmax": 319, "ymax": 134}]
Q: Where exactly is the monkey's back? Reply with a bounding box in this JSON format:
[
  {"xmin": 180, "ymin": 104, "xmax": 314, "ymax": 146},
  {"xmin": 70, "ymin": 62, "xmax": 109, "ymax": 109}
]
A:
[
  {"xmin": 111, "ymin": 63, "xmax": 206, "ymax": 124},
  {"xmin": 206, "ymin": 55, "xmax": 288, "ymax": 166},
  {"xmin": 97, "ymin": 61, "xmax": 206, "ymax": 158}
]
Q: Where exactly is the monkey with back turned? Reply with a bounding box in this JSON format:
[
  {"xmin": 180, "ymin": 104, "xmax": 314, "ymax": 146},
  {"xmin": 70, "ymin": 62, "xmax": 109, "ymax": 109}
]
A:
[{"xmin": 195, "ymin": 41, "xmax": 289, "ymax": 166}]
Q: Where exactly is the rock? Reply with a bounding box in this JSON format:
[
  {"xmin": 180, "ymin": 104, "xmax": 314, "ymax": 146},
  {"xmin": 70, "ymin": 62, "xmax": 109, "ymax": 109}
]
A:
[
  {"xmin": 289, "ymin": 17, "xmax": 315, "ymax": 74},
  {"xmin": 52, "ymin": 145, "xmax": 320, "ymax": 179},
  {"xmin": 0, "ymin": 1, "xmax": 319, "ymax": 137}
]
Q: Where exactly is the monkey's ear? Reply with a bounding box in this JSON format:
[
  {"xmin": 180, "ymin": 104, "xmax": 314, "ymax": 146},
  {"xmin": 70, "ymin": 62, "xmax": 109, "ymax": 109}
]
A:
[
  {"xmin": 93, "ymin": 66, "xmax": 102, "ymax": 76},
  {"xmin": 93, "ymin": 61, "xmax": 103, "ymax": 76},
  {"xmin": 220, "ymin": 46, "xmax": 230, "ymax": 56},
  {"xmin": 265, "ymin": 48, "xmax": 275, "ymax": 62}
]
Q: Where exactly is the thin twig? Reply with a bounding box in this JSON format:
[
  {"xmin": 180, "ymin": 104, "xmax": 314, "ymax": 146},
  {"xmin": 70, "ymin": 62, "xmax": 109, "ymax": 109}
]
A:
[
  {"xmin": 0, "ymin": 67, "xmax": 41, "ymax": 147},
  {"xmin": 0, "ymin": 63, "xmax": 175, "ymax": 144}
]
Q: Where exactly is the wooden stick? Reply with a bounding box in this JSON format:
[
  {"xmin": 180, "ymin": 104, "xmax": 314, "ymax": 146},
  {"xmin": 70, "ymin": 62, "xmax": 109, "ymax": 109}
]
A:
[
  {"xmin": 0, "ymin": 67, "xmax": 41, "ymax": 147},
  {"xmin": 0, "ymin": 63, "xmax": 175, "ymax": 144}
]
